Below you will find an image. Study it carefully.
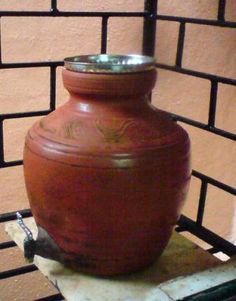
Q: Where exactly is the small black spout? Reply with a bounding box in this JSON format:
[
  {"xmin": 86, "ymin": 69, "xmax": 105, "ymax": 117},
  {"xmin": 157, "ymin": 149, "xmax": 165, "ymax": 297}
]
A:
[
  {"xmin": 16, "ymin": 212, "xmax": 36, "ymax": 262},
  {"xmin": 16, "ymin": 212, "xmax": 64, "ymax": 263},
  {"xmin": 23, "ymin": 237, "xmax": 36, "ymax": 262}
]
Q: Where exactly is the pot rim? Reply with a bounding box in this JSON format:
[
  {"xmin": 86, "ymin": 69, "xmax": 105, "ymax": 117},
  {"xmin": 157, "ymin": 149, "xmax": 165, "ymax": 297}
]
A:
[{"xmin": 64, "ymin": 54, "xmax": 156, "ymax": 73}]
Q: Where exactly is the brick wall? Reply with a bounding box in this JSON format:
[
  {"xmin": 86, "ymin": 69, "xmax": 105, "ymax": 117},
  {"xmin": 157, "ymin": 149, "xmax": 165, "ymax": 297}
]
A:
[{"xmin": 0, "ymin": 1, "xmax": 235, "ymax": 299}]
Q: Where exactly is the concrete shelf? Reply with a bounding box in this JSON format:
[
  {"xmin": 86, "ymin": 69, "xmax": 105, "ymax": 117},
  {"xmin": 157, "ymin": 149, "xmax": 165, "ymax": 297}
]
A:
[{"xmin": 5, "ymin": 218, "xmax": 236, "ymax": 301}]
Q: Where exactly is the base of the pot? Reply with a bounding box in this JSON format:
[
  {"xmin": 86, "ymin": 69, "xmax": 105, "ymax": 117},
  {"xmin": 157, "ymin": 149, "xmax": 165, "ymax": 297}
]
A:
[
  {"xmin": 30, "ymin": 224, "xmax": 169, "ymax": 276},
  {"xmin": 62, "ymin": 251, "xmax": 164, "ymax": 277}
]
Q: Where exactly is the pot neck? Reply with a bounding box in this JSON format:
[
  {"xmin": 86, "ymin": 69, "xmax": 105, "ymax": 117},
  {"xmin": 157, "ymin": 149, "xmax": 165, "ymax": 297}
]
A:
[
  {"xmin": 62, "ymin": 68, "xmax": 157, "ymax": 98},
  {"xmin": 67, "ymin": 93, "xmax": 151, "ymax": 115}
]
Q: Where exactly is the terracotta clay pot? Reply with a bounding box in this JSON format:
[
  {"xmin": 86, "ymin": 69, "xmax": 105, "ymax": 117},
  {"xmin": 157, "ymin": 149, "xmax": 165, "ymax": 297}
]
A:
[{"xmin": 23, "ymin": 54, "xmax": 191, "ymax": 276}]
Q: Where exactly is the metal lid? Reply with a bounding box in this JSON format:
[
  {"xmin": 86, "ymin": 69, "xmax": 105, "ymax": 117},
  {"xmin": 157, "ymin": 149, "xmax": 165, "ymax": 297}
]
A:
[{"xmin": 64, "ymin": 54, "xmax": 156, "ymax": 73}]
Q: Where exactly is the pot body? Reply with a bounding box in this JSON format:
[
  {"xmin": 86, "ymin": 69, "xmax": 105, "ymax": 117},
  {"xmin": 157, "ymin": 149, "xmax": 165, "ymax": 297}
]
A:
[{"xmin": 24, "ymin": 67, "xmax": 191, "ymax": 275}]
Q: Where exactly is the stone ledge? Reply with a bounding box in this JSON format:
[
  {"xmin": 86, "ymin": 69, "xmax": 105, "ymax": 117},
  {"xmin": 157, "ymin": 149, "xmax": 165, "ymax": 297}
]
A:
[{"xmin": 5, "ymin": 217, "xmax": 234, "ymax": 301}]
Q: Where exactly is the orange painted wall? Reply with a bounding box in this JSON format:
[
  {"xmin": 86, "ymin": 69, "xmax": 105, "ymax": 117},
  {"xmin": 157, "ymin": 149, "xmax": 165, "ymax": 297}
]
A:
[{"xmin": 0, "ymin": 1, "xmax": 235, "ymax": 299}]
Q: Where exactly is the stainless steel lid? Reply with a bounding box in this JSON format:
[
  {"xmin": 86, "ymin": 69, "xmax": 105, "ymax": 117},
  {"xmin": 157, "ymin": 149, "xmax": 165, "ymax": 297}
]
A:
[{"xmin": 64, "ymin": 54, "xmax": 156, "ymax": 73}]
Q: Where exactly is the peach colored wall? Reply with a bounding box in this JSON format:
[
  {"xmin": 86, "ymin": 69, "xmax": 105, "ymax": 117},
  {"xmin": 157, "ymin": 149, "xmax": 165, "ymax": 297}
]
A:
[{"xmin": 0, "ymin": 1, "xmax": 235, "ymax": 299}]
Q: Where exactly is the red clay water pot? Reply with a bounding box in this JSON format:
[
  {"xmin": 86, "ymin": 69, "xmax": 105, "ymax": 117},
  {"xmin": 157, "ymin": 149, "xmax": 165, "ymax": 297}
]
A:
[{"xmin": 23, "ymin": 54, "xmax": 191, "ymax": 276}]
